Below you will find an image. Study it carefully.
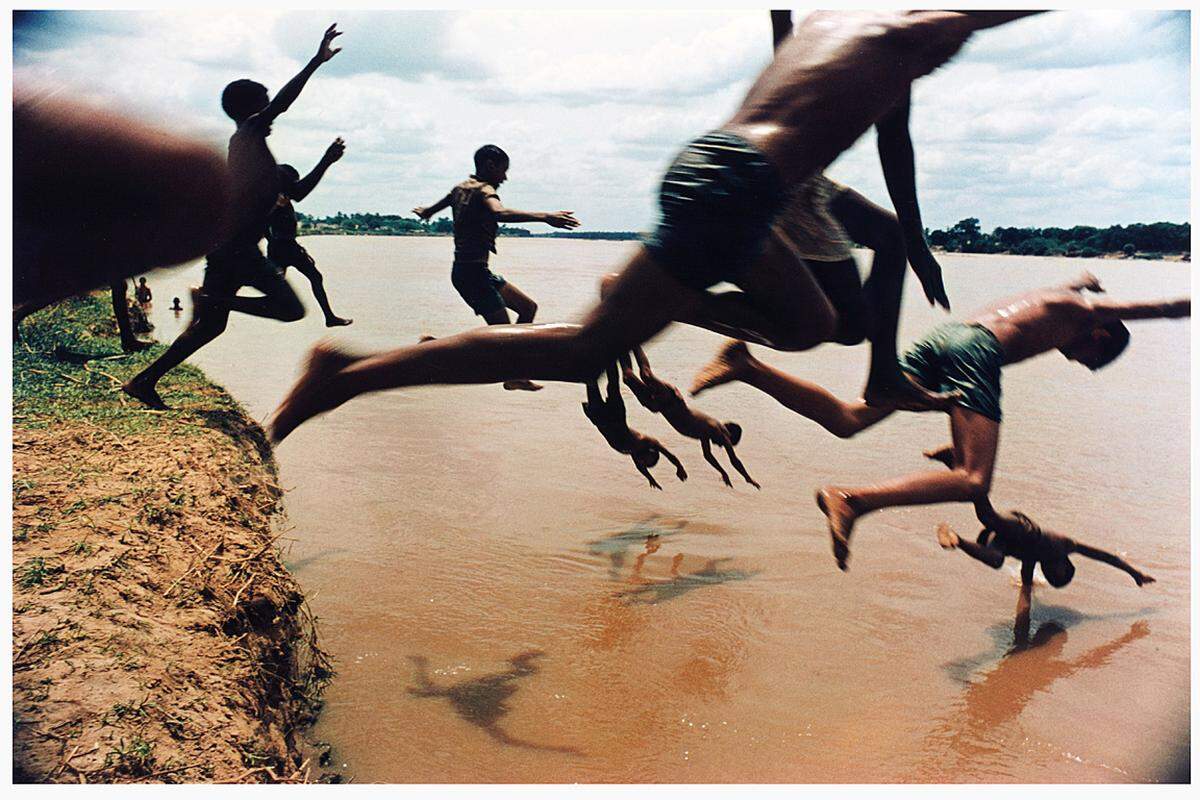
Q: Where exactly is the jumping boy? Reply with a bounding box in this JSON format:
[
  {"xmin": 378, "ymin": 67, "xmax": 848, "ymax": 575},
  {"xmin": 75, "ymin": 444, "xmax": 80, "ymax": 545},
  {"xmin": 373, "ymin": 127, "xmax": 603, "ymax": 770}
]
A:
[
  {"xmin": 619, "ymin": 347, "xmax": 758, "ymax": 489},
  {"xmin": 687, "ymin": 272, "xmax": 1189, "ymax": 570},
  {"xmin": 413, "ymin": 145, "xmax": 579, "ymax": 391},
  {"xmin": 269, "ymin": 11, "xmax": 1042, "ymax": 443},
  {"xmin": 583, "ymin": 363, "xmax": 687, "ymax": 490},
  {"xmin": 122, "ymin": 23, "xmax": 343, "ymax": 409},
  {"xmin": 269, "ymin": 137, "xmax": 352, "ymax": 327}
]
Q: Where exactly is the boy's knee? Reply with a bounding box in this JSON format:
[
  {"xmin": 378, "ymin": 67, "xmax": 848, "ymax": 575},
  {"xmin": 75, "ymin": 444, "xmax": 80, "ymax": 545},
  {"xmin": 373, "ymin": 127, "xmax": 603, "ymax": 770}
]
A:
[
  {"xmin": 276, "ymin": 295, "xmax": 305, "ymax": 322},
  {"xmin": 958, "ymin": 469, "xmax": 991, "ymax": 499},
  {"xmin": 598, "ymin": 272, "xmax": 619, "ymax": 299}
]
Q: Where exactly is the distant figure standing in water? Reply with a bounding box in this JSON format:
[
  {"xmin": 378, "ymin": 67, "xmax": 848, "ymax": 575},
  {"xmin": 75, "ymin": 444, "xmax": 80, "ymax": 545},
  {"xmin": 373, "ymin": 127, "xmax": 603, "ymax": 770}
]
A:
[
  {"xmin": 171, "ymin": 296, "xmax": 184, "ymax": 313},
  {"xmin": 268, "ymin": 138, "xmax": 353, "ymax": 327},
  {"xmin": 268, "ymin": 11, "xmax": 1044, "ymax": 443},
  {"xmin": 135, "ymin": 276, "xmax": 153, "ymax": 307},
  {"xmin": 412, "ymin": 144, "xmax": 580, "ymax": 391},
  {"xmin": 687, "ymin": 272, "xmax": 1189, "ymax": 570},
  {"xmin": 123, "ymin": 23, "xmax": 343, "ymax": 409}
]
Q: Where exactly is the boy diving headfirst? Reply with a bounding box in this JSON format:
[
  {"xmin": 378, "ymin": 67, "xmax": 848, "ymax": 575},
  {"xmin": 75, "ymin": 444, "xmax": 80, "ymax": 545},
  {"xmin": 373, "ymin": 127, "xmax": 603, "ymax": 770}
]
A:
[
  {"xmin": 413, "ymin": 145, "xmax": 580, "ymax": 391},
  {"xmin": 269, "ymin": 137, "xmax": 352, "ymax": 328},
  {"xmin": 269, "ymin": 11, "xmax": 1042, "ymax": 443},
  {"xmin": 123, "ymin": 23, "xmax": 343, "ymax": 409}
]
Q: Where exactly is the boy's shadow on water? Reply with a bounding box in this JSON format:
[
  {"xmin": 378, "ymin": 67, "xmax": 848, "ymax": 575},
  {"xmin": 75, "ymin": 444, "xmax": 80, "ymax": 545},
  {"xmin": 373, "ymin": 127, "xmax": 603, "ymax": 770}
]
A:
[
  {"xmin": 617, "ymin": 557, "xmax": 759, "ymax": 606},
  {"xmin": 585, "ymin": 520, "xmax": 686, "ymax": 581},
  {"xmin": 406, "ymin": 651, "xmax": 581, "ymax": 756}
]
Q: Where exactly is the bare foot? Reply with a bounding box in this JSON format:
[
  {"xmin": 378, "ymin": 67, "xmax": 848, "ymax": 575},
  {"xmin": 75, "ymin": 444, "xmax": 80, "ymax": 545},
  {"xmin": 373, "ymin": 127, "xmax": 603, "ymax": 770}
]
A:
[
  {"xmin": 923, "ymin": 444, "xmax": 955, "ymax": 469},
  {"xmin": 417, "ymin": 334, "xmax": 437, "ymax": 343},
  {"xmin": 503, "ymin": 380, "xmax": 543, "ymax": 392},
  {"xmin": 122, "ymin": 377, "xmax": 169, "ymax": 410},
  {"xmin": 690, "ymin": 339, "xmax": 752, "ymax": 397},
  {"xmin": 325, "ymin": 316, "xmax": 353, "ymax": 327},
  {"xmin": 863, "ymin": 371, "xmax": 960, "ymax": 413},
  {"xmin": 816, "ymin": 487, "xmax": 857, "ymax": 571},
  {"xmin": 267, "ymin": 343, "xmax": 359, "ymax": 443},
  {"xmin": 936, "ymin": 522, "xmax": 960, "ymax": 550},
  {"xmin": 121, "ymin": 338, "xmax": 154, "ymax": 353}
]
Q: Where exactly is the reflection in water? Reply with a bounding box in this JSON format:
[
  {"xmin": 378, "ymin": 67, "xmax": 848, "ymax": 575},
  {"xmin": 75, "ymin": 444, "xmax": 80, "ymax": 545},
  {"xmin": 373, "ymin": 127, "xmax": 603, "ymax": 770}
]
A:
[
  {"xmin": 407, "ymin": 651, "xmax": 581, "ymax": 755},
  {"xmin": 618, "ymin": 558, "xmax": 758, "ymax": 605},
  {"xmin": 915, "ymin": 619, "xmax": 1150, "ymax": 781},
  {"xmin": 586, "ymin": 520, "xmax": 685, "ymax": 581}
]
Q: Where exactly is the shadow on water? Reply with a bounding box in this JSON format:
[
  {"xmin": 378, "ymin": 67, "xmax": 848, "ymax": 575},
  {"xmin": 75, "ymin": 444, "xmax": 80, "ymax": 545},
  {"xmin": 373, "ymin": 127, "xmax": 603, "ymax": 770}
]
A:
[
  {"xmin": 585, "ymin": 519, "xmax": 686, "ymax": 581},
  {"xmin": 406, "ymin": 650, "xmax": 582, "ymax": 756},
  {"xmin": 913, "ymin": 614, "xmax": 1152, "ymax": 781},
  {"xmin": 617, "ymin": 557, "xmax": 759, "ymax": 606}
]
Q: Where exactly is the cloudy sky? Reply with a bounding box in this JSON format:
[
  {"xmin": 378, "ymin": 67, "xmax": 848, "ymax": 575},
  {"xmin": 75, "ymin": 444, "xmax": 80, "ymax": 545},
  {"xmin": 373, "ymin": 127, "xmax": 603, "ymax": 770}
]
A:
[{"xmin": 13, "ymin": 8, "xmax": 1191, "ymax": 232}]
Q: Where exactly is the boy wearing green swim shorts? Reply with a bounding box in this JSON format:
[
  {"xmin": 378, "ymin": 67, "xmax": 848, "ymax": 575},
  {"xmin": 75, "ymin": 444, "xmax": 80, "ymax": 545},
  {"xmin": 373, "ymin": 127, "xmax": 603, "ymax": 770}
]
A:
[{"xmin": 687, "ymin": 272, "xmax": 1189, "ymax": 570}]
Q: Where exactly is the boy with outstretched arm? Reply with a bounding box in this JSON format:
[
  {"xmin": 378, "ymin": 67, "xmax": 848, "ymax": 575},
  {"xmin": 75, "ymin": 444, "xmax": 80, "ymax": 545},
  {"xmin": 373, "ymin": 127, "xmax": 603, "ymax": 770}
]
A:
[
  {"xmin": 582, "ymin": 364, "xmax": 687, "ymax": 491},
  {"xmin": 269, "ymin": 137, "xmax": 352, "ymax": 327},
  {"xmin": 123, "ymin": 23, "xmax": 343, "ymax": 409}
]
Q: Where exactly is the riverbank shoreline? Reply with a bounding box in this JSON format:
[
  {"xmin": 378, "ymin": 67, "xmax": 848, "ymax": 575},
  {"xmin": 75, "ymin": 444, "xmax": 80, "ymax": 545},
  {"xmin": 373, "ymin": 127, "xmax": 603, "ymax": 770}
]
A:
[{"xmin": 12, "ymin": 295, "xmax": 332, "ymax": 784}]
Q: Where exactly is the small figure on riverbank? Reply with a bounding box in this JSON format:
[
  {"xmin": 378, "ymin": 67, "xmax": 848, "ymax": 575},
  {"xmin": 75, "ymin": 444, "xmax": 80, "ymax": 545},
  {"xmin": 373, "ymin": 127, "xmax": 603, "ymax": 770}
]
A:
[
  {"xmin": 619, "ymin": 346, "xmax": 757, "ymax": 489},
  {"xmin": 412, "ymin": 144, "xmax": 579, "ymax": 391},
  {"xmin": 123, "ymin": 23, "xmax": 343, "ymax": 409},
  {"xmin": 583, "ymin": 364, "xmax": 687, "ymax": 490},
  {"xmin": 135, "ymin": 276, "xmax": 152, "ymax": 307},
  {"xmin": 268, "ymin": 141, "xmax": 353, "ymax": 328},
  {"xmin": 13, "ymin": 279, "xmax": 152, "ymax": 353}
]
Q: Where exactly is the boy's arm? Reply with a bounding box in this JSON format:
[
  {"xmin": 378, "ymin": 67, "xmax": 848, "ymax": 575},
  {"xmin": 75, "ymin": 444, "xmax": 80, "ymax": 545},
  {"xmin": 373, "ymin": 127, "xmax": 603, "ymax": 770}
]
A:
[
  {"xmin": 247, "ymin": 24, "xmax": 341, "ymax": 131},
  {"xmin": 413, "ymin": 191, "xmax": 453, "ymax": 221},
  {"xmin": 1071, "ymin": 541, "xmax": 1156, "ymax": 586},
  {"xmin": 1088, "ymin": 296, "xmax": 1190, "ymax": 323},
  {"xmin": 771, "ymin": 9, "xmax": 792, "ymax": 50},
  {"xmin": 1014, "ymin": 559, "xmax": 1036, "ymax": 644},
  {"xmin": 722, "ymin": 442, "xmax": 760, "ymax": 489},
  {"xmin": 483, "ymin": 196, "xmax": 580, "ymax": 229},
  {"xmin": 635, "ymin": 461, "xmax": 663, "ymax": 491},
  {"xmin": 657, "ymin": 442, "xmax": 688, "ymax": 482},
  {"xmin": 875, "ymin": 90, "xmax": 950, "ymax": 310},
  {"xmin": 292, "ymin": 138, "xmax": 345, "ymax": 202},
  {"xmin": 701, "ymin": 439, "xmax": 732, "ymax": 487}
]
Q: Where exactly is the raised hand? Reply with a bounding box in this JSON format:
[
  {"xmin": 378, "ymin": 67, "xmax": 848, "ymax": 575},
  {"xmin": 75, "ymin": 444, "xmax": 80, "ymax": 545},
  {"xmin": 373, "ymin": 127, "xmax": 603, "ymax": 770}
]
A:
[
  {"xmin": 324, "ymin": 137, "xmax": 346, "ymax": 163},
  {"xmin": 546, "ymin": 211, "xmax": 580, "ymax": 230},
  {"xmin": 316, "ymin": 23, "xmax": 343, "ymax": 63},
  {"xmin": 412, "ymin": 206, "xmax": 430, "ymax": 220}
]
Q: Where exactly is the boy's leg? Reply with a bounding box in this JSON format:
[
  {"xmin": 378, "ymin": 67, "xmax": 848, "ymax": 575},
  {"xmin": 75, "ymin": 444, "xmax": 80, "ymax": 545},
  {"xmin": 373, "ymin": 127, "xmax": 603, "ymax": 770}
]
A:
[
  {"xmin": 498, "ymin": 281, "xmax": 538, "ymax": 324},
  {"xmin": 691, "ymin": 340, "xmax": 892, "ymax": 438},
  {"xmin": 122, "ymin": 301, "xmax": 232, "ymax": 408},
  {"xmin": 208, "ymin": 263, "xmax": 305, "ymax": 322},
  {"xmin": 818, "ymin": 406, "xmax": 999, "ymax": 569},
  {"xmin": 268, "ymin": 248, "xmax": 696, "ymax": 442},
  {"xmin": 110, "ymin": 281, "xmax": 151, "ymax": 352},
  {"xmin": 291, "ymin": 252, "xmax": 351, "ymax": 326}
]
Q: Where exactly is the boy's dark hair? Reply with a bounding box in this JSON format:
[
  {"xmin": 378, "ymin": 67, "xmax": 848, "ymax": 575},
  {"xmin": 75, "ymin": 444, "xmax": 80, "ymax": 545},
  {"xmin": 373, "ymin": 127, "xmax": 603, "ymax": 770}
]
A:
[
  {"xmin": 276, "ymin": 164, "xmax": 301, "ymax": 193},
  {"xmin": 474, "ymin": 144, "xmax": 509, "ymax": 173},
  {"xmin": 1040, "ymin": 555, "xmax": 1075, "ymax": 588},
  {"xmin": 633, "ymin": 445, "xmax": 660, "ymax": 469},
  {"xmin": 1090, "ymin": 320, "xmax": 1131, "ymax": 370},
  {"xmin": 725, "ymin": 422, "xmax": 743, "ymax": 445},
  {"xmin": 221, "ymin": 79, "xmax": 268, "ymax": 122}
]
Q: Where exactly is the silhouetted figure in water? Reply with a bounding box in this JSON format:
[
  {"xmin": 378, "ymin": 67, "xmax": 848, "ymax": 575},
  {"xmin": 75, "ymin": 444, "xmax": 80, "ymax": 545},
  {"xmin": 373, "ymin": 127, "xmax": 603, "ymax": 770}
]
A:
[
  {"xmin": 171, "ymin": 296, "xmax": 184, "ymax": 313},
  {"xmin": 268, "ymin": 142, "xmax": 353, "ymax": 327},
  {"xmin": 582, "ymin": 363, "xmax": 686, "ymax": 490},
  {"xmin": 122, "ymin": 23, "xmax": 343, "ymax": 409},
  {"xmin": 407, "ymin": 651, "xmax": 580, "ymax": 755},
  {"xmin": 13, "ymin": 279, "xmax": 152, "ymax": 353}
]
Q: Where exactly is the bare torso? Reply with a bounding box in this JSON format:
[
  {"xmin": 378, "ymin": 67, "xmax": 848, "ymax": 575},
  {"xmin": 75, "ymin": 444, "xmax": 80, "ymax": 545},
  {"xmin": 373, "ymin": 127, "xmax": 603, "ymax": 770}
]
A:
[
  {"xmin": 968, "ymin": 290, "xmax": 1093, "ymax": 365},
  {"xmin": 727, "ymin": 11, "xmax": 975, "ymax": 183},
  {"xmin": 222, "ymin": 124, "xmax": 278, "ymax": 250}
]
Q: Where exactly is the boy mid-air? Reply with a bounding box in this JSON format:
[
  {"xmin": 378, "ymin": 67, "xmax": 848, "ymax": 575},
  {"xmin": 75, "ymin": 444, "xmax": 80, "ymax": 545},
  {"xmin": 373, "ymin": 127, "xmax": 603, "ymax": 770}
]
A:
[
  {"xmin": 620, "ymin": 347, "xmax": 758, "ymax": 489},
  {"xmin": 269, "ymin": 137, "xmax": 352, "ymax": 328},
  {"xmin": 582, "ymin": 364, "xmax": 687, "ymax": 491},
  {"xmin": 413, "ymin": 145, "xmax": 580, "ymax": 391},
  {"xmin": 122, "ymin": 23, "xmax": 342, "ymax": 409}
]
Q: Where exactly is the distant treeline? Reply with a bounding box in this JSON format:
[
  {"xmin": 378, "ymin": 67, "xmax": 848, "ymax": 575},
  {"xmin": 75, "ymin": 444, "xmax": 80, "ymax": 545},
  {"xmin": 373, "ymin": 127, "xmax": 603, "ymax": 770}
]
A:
[
  {"xmin": 530, "ymin": 231, "xmax": 644, "ymax": 241},
  {"xmin": 295, "ymin": 211, "xmax": 531, "ymax": 238},
  {"xmin": 927, "ymin": 218, "xmax": 1190, "ymax": 257}
]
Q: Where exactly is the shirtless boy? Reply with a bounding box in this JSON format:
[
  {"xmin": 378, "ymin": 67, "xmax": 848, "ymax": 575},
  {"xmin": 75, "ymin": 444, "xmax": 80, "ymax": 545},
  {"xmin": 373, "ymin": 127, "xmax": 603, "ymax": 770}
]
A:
[
  {"xmin": 620, "ymin": 348, "xmax": 758, "ymax": 489},
  {"xmin": 689, "ymin": 272, "xmax": 1189, "ymax": 569},
  {"xmin": 269, "ymin": 11, "xmax": 1040, "ymax": 443},
  {"xmin": 123, "ymin": 24, "xmax": 343, "ymax": 409},
  {"xmin": 269, "ymin": 138, "xmax": 352, "ymax": 328},
  {"xmin": 583, "ymin": 364, "xmax": 687, "ymax": 490}
]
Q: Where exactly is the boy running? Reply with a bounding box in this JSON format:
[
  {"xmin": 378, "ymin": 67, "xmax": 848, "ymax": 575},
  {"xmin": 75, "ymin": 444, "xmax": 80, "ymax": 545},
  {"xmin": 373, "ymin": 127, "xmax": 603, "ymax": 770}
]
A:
[
  {"xmin": 123, "ymin": 23, "xmax": 343, "ymax": 409},
  {"xmin": 268, "ymin": 137, "xmax": 353, "ymax": 327}
]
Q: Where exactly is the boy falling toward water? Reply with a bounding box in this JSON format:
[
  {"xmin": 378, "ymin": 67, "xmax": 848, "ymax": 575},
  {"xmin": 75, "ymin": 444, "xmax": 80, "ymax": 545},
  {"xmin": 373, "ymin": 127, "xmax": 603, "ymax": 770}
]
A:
[
  {"xmin": 583, "ymin": 364, "xmax": 687, "ymax": 491},
  {"xmin": 269, "ymin": 137, "xmax": 352, "ymax": 327},
  {"xmin": 413, "ymin": 145, "xmax": 579, "ymax": 391},
  {"xmin": 124, "ymin": 23, "xmax": 343, "ymax": 409}
]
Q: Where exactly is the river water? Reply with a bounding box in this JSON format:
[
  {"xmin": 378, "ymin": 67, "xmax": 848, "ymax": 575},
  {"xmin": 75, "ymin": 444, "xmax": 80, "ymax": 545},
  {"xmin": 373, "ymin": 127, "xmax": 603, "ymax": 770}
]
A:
[{"xmin": 146, "ymin": 237, "xmax": 1189, "ymax": 783}]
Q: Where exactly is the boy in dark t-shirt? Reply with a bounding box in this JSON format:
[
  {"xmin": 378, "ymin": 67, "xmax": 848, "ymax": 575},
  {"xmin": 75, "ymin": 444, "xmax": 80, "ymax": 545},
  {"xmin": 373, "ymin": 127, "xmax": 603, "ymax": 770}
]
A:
[{"xmin": 413, "ymin": 144, "xmax": 580, "ymax": 391}]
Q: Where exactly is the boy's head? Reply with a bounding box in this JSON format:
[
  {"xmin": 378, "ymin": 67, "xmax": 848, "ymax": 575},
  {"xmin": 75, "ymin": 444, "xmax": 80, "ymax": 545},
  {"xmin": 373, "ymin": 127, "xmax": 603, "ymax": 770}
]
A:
[
  {"xmin": 1040, "ymin": 553, "xmax": 1076, "ymax": 588},
  {"xmin": 276, "ymin": 164, "xmax": 301, "ymax": 195},
  {"xmin": 724, "ymin": 422, "xmax": 743, "ymax": 446},
  {"xmin": 138, "ymin": 277, "xmax": 147, "ymax": 285},
  {"xmin": 221, "ymin": 79, "xmax": 270, "ymax": 122},
  {"xmin": 632, "ymin": 443, "xmax": 661, "ymax": 469},
  {"xmin": 1061, "ymin": 320, "xmax": 1130, "ymax": 370},
  {"xmin": 473, "ymin": 144, "xmax": 510, "ymax": 186}
]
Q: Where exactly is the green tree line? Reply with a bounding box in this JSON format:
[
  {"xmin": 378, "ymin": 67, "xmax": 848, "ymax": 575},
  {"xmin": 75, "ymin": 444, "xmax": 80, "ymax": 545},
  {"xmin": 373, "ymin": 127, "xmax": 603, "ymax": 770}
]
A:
[{"xmin": 927, "ymin": 218, "xmax": 1190, "ymax": 257}]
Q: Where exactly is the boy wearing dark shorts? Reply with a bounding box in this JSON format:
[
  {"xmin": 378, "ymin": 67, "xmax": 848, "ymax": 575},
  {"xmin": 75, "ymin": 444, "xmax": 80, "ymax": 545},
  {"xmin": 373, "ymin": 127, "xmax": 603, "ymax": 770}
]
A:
[
  {"xmin": 123, "ymin": 24, "xmax": 342, "ymax": 409},
  {"xmin": 268, "ymin": 137, "xmax": 352, "ymax": 327},
  {"xmin": 412, "ymin": 145, "xmax": 580, "ymax": 391}
]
